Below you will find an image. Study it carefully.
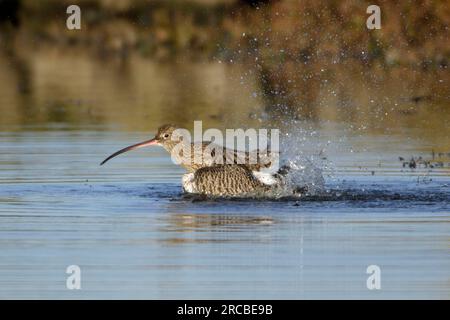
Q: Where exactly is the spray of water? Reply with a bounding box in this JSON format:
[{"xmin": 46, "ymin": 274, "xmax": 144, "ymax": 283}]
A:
[
  {"xmin": 244, "ymin": 120, "xmax": 330, "ymax": 199},
  {"xmin": 278, "ymin": 122, "xmax": 328, "ymax": 196}
]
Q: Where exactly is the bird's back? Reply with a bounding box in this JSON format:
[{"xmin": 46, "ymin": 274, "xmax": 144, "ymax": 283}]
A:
[{"xmin": 181, "ymin": 142, "xmax": 273, "ymax": 172}]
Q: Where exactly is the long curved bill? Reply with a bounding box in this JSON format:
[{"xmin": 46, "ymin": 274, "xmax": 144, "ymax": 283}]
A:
[{"xmin": 100, "ymin": 138, "xmax": 157, "ymax": 165}]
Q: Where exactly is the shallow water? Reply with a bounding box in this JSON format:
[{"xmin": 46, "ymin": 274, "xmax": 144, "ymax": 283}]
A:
[
  {"xmin": 0, "ymin": 129, "xmax": 449, "ymax": 299},
  {"xmin": 0, "ymin": 48, "xmax": 449, "ymax": 299}
]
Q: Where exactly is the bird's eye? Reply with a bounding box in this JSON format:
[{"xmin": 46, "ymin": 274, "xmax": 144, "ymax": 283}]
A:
[{"xmin": 163, "ymin": 133, "xmax": 169, "ymax": 139}]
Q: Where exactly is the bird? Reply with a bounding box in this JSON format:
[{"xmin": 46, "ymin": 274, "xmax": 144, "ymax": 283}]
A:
[
  {"xmin": 100, "ymin": 124, "xmax": 299, "ymax": 197},
  {"xmin": 100, "ymin": 124, "xmax": 274, "ymax": 172}
]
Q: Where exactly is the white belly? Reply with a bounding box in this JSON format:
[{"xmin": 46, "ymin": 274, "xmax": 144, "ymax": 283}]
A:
[
  {"xmin": 182, "ymin": 173, "xmax": 197, "ymax": 193},
  {"xmin": 252, "ymin": 171, "xmax": 279, "ymax": 186}
]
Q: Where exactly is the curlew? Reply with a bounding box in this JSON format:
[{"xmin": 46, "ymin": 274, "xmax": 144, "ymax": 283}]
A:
[{"xmin": 100, "ymin": 124, "xmax": 297, "ymax": 197}]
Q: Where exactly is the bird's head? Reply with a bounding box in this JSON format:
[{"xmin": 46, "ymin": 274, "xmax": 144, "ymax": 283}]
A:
[
  {"xmin": 100, "ymin": 124, "xmax": 180, "ymax": 165},
  {"xmin": 153, "ymin": 124, "xmax": 179, "ymax": 144}
]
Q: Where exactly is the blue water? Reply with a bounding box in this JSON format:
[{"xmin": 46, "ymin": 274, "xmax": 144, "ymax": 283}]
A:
[{"xmin": 0, "ymin": 131, "xmax": 449, "ymax": 299}]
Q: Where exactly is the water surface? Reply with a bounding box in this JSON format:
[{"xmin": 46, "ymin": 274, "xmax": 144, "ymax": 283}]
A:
[
  {"xmin": 0, "ymin": 51, "xmax": 449, "ymax": 299},
  {"xmin": 1, "ymin": 129, "xmax": 449, "ymax": 299}
]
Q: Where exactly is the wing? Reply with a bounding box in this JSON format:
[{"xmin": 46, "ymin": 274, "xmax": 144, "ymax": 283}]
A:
[{"xmin": 200, "ymin": 142, "xmax": 273, "ymax": 171}]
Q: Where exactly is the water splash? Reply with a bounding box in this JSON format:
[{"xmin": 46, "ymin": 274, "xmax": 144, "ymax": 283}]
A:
[
  {"xmin": 253, "ymin": 120, "xmax": 330, "ymax": 199},
  {"xmin": 280, "ymin": 156, "xmax": 325, "ymax": 196}
]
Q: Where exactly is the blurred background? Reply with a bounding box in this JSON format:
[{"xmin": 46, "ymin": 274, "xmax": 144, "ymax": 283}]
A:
[
  {"xmin": 0, "ymin": 1, "xmax": 450, "ymax": 299},
  {"xmin": 0, "ymin": 0, "xmax": 448, "ymax": 144}
]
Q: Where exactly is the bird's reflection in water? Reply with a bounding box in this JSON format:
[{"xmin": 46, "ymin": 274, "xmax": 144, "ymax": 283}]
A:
[
  {"xmin": 167, "ymin": 213, "xmax": 275, "ymax": 229},
  {"xmin": 159, "ymin": 213, "xmax": 275, "ymax": 245}
]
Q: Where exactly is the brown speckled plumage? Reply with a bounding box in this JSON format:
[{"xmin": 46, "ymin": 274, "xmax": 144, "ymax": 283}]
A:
[
  {"xmin": 101, "ymin": 124, "xmax": 283, "ymax": 197},
  {"xmin": 156, "ymin": 125, "xmax": 273, "ymax": 173},
  {"xmin": 102, "ymin": 124, "xmax": 273, "ymax": 173},
  {"xmin": 192, "ymin": 165, "xmax": 273, "ymax": 197}
]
